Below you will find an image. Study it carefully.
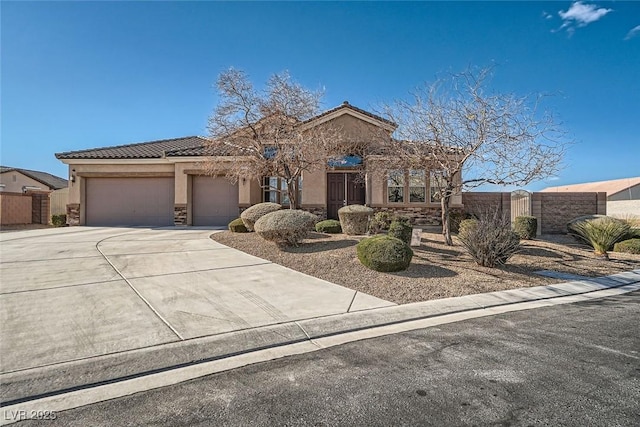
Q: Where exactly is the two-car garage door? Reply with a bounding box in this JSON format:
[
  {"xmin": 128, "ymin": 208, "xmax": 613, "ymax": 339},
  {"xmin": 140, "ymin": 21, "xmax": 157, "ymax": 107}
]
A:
[
  {"xmin": 85, "ymin": 176, "xmax": 238, "ymax": 227},
  {"xmin": 86, "ymin": 177, "xmax": 175, "ymax": 226}
]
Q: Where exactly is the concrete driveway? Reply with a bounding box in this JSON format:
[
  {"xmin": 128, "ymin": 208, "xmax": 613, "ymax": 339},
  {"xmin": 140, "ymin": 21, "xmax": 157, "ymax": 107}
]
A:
[{"xmin": 0, "ymin": 227, "xmax": 393, "ymax": 374}]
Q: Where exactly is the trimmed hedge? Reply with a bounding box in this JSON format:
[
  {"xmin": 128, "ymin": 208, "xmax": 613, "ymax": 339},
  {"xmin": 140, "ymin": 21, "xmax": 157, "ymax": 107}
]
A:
[
  {"xmin": 356, "ymin": 235, "xmax": 413, "ymax": 272},
  {"xmin": 613, "ymin": 238, "xmax": 640, "ymax": 254},
  {"xmin": 513, "ymin": 216, "xmax": 537, "ymax": 240},
  {"xmin": 241, "ymin": 202, "xmax": 282, "ymax": 231},
  {"xmin": 388, "ymin": 218, "xmax": 412, "ymax": 244},
  {"xmin": 51, "ymin": 214, "xmax": 67, "ymax": 227},
  {"xmin": 338, "ymin": 204, "xmax": 373, "ymax": 235},
  {"xmin": 254, "ymin": 209, "xmax": 317, "ymax": 247},
  {"xmin": 315, "ymin": 219, "xmax": 342, "ymax": 234},
  {"xmin": 228, "ymin": 218, "xmax": 248, "ymax": 233}
]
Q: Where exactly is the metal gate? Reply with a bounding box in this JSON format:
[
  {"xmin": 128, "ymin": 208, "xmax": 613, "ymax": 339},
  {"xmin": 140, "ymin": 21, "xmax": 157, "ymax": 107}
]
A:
[{"xmin": 511, "ymin": 190, "xmax": 531, "ymax": 224}]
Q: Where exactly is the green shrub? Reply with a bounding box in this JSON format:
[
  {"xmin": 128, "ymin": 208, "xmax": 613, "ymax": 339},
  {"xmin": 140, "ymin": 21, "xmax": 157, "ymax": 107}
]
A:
[
  {"xmin": 613, "ymin": 238, "xmax": 640, "ymax": 254},
  {"xmin": 51, "ymin": 214, "xmax": 66, "ymax": 227},
  {"xmin": 369, "ymin": 211, "xmax": 393, "ymax": 234},
  {"xmin": 315, "ymin": 219, "xmax": 342, "ymax": 234},
  {"xmin": 457, "ymin": 211, "xmax": 520, "ymax": 268},
  {"xmin": 254, "ymin": 209, "xmax": 315, "ymax": 247},
  {"xmin": 228, "ymin": 218, "xmax": 248, "ymax": 233},
  {"xmin": 388, "ymin": 219, "xmax": 413, "ymax": 244},
  {"xmin": 338, "ymin": 204, "xmax": 373, "ymax": 235},
  {"xmin": 449, "ymin": 210, "xmax": 473, "ymax": 233},
  {"xmin": 356, "ymin": 235, "xmax": 413, "ymax": 272},
  {"xmin": 569, "ymin": 217, "xmax": 631, "ymax": 259},
  {"xmin": 458, "ymin": 219, "xmax": 479, "ymax": 238},
  {"xmin": 241, "ymin": 202, "xmax": 282, "ymax": 231},
  {"xmin": 513, "ymin": 216, "xmax": 537, "ymax": 240}
]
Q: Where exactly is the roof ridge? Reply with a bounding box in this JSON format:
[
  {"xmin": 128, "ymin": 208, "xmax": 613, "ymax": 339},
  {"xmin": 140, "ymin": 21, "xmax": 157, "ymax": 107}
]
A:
[
  {"xmin": 302, "ymin": 101, "xmax": 396, "ymax": 127},
  {"xmin": 55, "ymin": 135, "xmax": 206, "ymax": 157}
]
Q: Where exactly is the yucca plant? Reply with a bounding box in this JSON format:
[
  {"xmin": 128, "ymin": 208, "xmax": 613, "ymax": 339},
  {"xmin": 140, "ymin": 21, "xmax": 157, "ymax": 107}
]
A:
[{"xmin": 569, "ymin": 217, "xmax": 631, "ymax": 260}]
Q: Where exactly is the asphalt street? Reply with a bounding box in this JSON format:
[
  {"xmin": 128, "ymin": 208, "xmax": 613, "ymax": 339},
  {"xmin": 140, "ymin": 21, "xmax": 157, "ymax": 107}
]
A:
[{"xmin": 17, "ymin": 290, "xmax": 639, "ymax": 426}]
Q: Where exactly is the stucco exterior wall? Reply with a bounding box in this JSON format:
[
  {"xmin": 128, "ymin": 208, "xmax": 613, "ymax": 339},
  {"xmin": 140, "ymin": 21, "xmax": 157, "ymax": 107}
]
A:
[
  {"xmin": 302, "ymin": 169, "xmax": 326, "ymax": 205},
  {"xmin": 607, "ymin": 200, "xmax": 640, "ymax": 217},
  {"xmin": 0, "ymin": 172, "xmax": 48, "ymax": 193}
]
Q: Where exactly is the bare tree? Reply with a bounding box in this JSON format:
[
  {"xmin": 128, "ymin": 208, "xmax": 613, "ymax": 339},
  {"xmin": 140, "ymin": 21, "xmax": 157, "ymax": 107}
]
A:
[
  {"xmin": 382, "ymin": 67, "xmax": 569, "ymax": 245},
  {"xmin": 205, "ymin": 69, "xmax": 344, "ymax": 209}
]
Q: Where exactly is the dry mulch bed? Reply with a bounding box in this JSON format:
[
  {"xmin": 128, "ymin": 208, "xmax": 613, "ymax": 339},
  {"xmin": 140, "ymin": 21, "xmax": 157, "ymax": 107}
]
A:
[{"xmin": 211, "ymin": 231, "xmax": 640, "ymax": 305}]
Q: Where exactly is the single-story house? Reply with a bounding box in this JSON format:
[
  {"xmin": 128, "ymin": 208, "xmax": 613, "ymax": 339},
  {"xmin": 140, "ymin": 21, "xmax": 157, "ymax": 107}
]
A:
[
  {"xmin": 0, "ymin": 166, "xmax": 68, "ymax": 193},
  {"xmin": 541, "ymin": 177, "xmax": 640, "ymax": 217},
  {"xmin": 55, "ymin": 102, "xmax": 462, "ymax": 227}
]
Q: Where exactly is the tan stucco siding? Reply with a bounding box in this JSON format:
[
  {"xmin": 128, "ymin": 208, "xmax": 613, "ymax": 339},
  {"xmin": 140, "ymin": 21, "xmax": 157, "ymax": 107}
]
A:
[
  {"xmin": 302, "ymin": 169, "xmax": 326, "ymax": 205},
  {"xmin": 0, "ymin": 172, "xmax": 50, "ymax": 193},
  {"xmin": 66, "ymin": 163, "xmax": 175, "ymax": 204}
]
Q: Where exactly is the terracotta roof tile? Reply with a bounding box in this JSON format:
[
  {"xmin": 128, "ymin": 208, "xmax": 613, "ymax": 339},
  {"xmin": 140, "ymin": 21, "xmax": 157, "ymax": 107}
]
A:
[{"xmin": 55, "ymin": 136, "xmax": 210, "ymax": 160}]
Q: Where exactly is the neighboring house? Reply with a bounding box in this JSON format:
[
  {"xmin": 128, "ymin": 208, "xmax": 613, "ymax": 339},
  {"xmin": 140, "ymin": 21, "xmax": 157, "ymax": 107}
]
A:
[
  {"xmin": 541, "ymin": 177, "xmax": 640, "ymax": 216},
  {"xmin": 55, "ymin": 103, "xmax": 462, "ymax": 227},
  {"xmin": 0, "ymin": 166, "xmax": 68, "ymax": 193}
]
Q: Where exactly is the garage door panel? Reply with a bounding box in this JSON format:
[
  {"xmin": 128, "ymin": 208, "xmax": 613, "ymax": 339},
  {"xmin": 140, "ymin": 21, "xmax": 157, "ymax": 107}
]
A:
[
  {"xmin": 86, "ymin": 178, "xmax": 174, "ymax": 226},
  {"xmin": 192, "ymin": 176, "xmax": 239, "ymax": 226}
]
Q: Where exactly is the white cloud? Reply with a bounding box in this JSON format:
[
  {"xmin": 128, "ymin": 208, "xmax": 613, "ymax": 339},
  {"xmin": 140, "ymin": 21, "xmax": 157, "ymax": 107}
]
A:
[
  {"xmin": 624, "ymin": 25, "xmax": 640, "ymax": 40},
  {"xmin": 557, "ymin": 1, "xmax": 613, "ymax": 34}
]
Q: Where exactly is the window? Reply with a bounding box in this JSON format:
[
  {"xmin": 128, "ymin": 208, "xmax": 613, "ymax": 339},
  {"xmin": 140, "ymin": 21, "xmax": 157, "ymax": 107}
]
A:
[
  {"xmin": 263, "ymin": 176, "xmax": 302, "ymax": 206},
  {"xmin": 387, "ymin": 170, "xmax": 404, "ymax": 203},
  {"xmin": 430, "ymin": 170, "xmax": 447, "ymax": 203},
  {"xmin": 409, "ymin": 170, "xmax": 426, "ymax": 203}
]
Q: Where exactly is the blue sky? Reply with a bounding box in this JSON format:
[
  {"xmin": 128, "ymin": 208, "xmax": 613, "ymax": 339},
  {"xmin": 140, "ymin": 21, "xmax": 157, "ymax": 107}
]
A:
[{"xmin": 2, "ymin": 1, "xmax": 638, "ymax": 191}]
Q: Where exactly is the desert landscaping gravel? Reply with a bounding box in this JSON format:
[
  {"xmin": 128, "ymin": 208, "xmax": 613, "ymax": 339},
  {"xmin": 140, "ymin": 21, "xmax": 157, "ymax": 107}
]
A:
[{"xmin": 211, "ymin": 230, "xmax": 640, "ymax": 304}]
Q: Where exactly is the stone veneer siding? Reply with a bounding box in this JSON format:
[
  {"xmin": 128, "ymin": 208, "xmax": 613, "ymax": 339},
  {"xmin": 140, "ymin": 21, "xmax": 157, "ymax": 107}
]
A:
[
  {"xmin": 373, "ymin": 206, "xmax": 446, "ymax": 226},
  {"xmin": 66, "ymin": 203, "xmax": 80, "ymax": 226},
  {"xmin": 174, "ymin": 204, "xmax": 188, "ymax": 226}
]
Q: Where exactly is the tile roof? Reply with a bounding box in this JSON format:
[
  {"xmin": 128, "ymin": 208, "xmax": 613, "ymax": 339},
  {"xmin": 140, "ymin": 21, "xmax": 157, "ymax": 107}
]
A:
[
  {"xmin": 0, "ymin": 166, "xmax": 68, "ymax": 190},
  {"xmin": 304, "ymin": 101, "xmax": 397, "ymax": 128},
  {"xmin": 540, "ymin": 177, "xmax": 640, "ymax": 197},
  {"xmin": 55, "ymin": 136, "xmax": 210, "ymax": 160},
  {"xmin": 54, "ymin": 104, "xmax": 395, "ymax": 161}
]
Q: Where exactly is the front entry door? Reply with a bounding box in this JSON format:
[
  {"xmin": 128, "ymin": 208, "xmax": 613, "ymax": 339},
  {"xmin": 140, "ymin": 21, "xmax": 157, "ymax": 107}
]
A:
[{"xmin": 327, "ymin": 173, "xmax": 366, "ymax": 220}]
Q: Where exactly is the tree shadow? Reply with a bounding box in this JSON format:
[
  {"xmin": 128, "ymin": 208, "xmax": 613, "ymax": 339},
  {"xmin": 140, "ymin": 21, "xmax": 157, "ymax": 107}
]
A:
[
  {"xmin": 517, "ymin": 245, "xmax": 564, "ymax": 259},
  {"xmin": 391, "ymin": 263, "xmax": 458, "ymax": 279},
  {"xmin": 281, "ymin": 238, "xmax": 359, "ymax": 254}
]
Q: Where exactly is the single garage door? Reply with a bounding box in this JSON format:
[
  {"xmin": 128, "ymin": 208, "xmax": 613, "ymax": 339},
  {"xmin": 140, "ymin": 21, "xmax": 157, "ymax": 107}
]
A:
[
  {"xmin": 86, "ymin": 177, "xmax": 175, "ymax": 226},
  {"xmin": 192, "ymin": 176, "xmax": 239, "ymax": 226}
]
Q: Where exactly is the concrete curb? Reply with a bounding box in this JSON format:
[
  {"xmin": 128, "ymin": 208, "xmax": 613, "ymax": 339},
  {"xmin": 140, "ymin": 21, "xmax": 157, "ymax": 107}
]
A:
[{"xmin": 1, "ymin": 269, "xmax": 639, "ymax": 424}]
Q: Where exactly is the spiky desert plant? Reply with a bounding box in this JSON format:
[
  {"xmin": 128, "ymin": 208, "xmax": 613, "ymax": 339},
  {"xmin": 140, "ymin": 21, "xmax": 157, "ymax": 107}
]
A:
[{"xmin": 569, "ymin": 217, "xmax": 631, "ymax": 260}]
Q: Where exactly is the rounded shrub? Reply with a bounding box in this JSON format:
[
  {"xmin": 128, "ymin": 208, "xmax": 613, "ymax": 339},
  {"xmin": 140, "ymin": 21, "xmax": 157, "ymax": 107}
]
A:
[
  {"xmin": 613, "ymin": 238, "xmax": 640, "ymax": 254},
  {"xmin": 566, "ymin": 215, "xmax": 611, "ymax": 234},
  {"xmin": 356, "ymin": 235, "xmax": 413, "ymax": 272},
  {"xmin": 388, "ymin": 218, "xmax": 413, "ymax": 244},
  {"xmin": 254, "ymin": 209, "xmax": 315, "ymax": 247},
  {"xmin": 241, "ymin": 202, "xmax": 282, "ymax": 231},
  {"xmin": 338, "ymin": 204, "xmax": 373, "ymax": 235},
  {"xmin": 51, "ymin": 214, "xmax": 67, "ymax": 227},
  {"xmin": 368, "ymin": 211, "xmax": 393, "ymax": 234},
  {"xmin": 458, "ymin": 218, "xmax": 479, "ymax": 238},
  {"xmin": 228, "ymin": 218, "xmax": 248, "ymax": 233},
  {"xmin": 315, "ymin": 219, "xmax": 342, "ymax": 234},
  {"xmin": 513, "ymin": 216, "xmax": 537, "ymax": 240}
]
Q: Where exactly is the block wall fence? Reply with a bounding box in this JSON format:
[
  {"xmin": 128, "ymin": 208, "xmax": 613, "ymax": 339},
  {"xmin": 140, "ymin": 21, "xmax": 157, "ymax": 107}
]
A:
[{"xmin": 461, "ymin": 191, "xmax": 607, "ymax": 234}]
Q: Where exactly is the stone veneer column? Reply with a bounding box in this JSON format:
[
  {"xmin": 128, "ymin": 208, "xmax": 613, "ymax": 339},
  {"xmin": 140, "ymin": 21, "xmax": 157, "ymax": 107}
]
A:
[
  {"xmin": 174, "ymin": 204, "xmax": 187, "ymax": 226},
  {"xmin": 66, "ymin": 204, "xmax": 80, "ymax": 226}
]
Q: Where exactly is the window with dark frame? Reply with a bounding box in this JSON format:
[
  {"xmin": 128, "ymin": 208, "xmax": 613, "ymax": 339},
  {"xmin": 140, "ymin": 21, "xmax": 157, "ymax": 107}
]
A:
[
  {"xmin": 263, "ymin": 176, "xmax": 302, "ymax": 205},
  {"xmin": 387, "ymin": 170, "xmax": 405, "ymax": 203}
]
